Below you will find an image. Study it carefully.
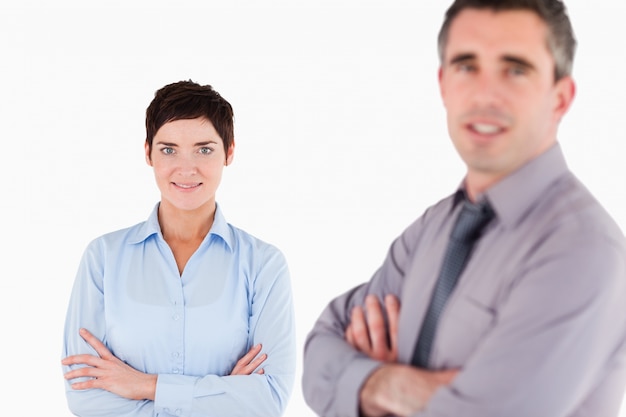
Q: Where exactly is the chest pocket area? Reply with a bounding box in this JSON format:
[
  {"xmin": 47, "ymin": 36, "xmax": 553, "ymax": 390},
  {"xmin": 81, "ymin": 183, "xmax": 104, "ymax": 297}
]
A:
[{"xmin": 431, "ymin": 294, "xmax": 497, "ymax": 368}]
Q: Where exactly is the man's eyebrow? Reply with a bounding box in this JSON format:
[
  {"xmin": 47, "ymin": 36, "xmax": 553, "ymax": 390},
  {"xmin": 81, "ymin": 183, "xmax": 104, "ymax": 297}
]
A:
[
  {"xmin": 447, "ymin": 53, "xmax": 536, "ymax": 71},
  {"xmin": 448, "ymin": 53, "xmax": 475, "ymax": 65},
  {"xmin": 502, "ymin": 55, "xmax": 536, "ymax": 71}
]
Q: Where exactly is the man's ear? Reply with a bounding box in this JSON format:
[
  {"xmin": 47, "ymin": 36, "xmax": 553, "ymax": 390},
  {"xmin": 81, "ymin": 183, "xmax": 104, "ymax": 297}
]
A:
[
  {"xmin": 225, "ymin": 141, "xmax": 235, "ymax": 166},
  {"xmin": 145, "ymin": 141, "xmax": 152, "ymax": 166},
  {"xmin": 553, "ymin": 76, "xmax": 576, "ymax": 123},
  {"xmin": 438, "ymin": 67, "xmax": 445, "ymax": 99}
]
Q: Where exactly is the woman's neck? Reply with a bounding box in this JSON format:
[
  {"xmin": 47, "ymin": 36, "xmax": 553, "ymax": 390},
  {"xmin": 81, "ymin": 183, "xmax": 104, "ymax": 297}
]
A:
[{"xmin": 157, "ymin": 200, "xmax": 216, "ymax": 242}]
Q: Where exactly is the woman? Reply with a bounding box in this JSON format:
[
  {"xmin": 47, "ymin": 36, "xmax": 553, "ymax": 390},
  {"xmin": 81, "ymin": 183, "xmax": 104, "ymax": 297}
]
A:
[{"xmin": 61, "ymin": 80, "xmax": 296, "ymax": 416}]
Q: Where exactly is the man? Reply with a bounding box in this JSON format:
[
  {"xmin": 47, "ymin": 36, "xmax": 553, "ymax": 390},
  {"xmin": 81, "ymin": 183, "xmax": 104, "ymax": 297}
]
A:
[{"xmin": 302, "ymin": 1, "xmax": 626, "ymax": 416}]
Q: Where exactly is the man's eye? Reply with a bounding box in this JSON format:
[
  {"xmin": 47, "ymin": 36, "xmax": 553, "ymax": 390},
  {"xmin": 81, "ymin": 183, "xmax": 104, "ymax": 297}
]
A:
[
  {"xmin": 458, "ymin": 63, "xmax": 476, "ymax": 73},
  {"xmin": 508, "ymin": 66, "xmax": 526, "ymax": 76}
]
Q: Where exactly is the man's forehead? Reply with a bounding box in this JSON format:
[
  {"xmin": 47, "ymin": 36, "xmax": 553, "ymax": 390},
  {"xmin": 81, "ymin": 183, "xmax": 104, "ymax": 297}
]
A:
[{"xmin": 444, "ymin": 8, "xmax": 551, "ymax": 62}]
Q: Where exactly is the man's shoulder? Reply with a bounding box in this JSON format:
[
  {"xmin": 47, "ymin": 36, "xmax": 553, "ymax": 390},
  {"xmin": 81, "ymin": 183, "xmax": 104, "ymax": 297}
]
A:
[{"xmin": 536, "ymin": 173, "xmax": 624, "ymax": 244}]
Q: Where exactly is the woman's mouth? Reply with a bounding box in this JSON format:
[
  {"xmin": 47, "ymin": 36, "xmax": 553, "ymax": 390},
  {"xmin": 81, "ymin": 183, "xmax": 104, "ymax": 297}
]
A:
[{"xmin": 172, "ymin": 182, "xmax": 202, "ymax": 189}]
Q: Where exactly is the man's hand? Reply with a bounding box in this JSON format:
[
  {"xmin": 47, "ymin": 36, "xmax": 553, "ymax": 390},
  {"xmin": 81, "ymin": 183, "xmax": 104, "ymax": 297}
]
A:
[
  {"xmin": 345, "ymin": 294, "xmax": 400, "ymax": 362},
  {"xmin": 230, "ymin": 343, "xmax": 267, "ymax": 375},
  {"xmin": 62, "ymin": 328, "xmax": 157, "ymax": 401},
  {"xmin": 360, "ymin": 364, "xmax": 458, "ymax": 417},
  {"xmin": 344, "ymin": 295, "xmax": 459, "ymax": 416}
]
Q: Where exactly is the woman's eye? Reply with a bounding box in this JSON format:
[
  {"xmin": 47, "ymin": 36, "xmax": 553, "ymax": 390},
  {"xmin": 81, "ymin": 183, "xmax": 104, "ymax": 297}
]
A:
[
  {"xmin": 161, "ymin": 147, "xmax": 175, "ymax": 155},
  {"xmin": 199, "ymin": 147, "xmax": 213, "ymax": 155}
]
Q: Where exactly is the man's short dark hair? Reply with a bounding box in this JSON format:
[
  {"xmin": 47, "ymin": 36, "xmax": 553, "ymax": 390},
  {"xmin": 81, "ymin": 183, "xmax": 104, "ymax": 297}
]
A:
[
  {"xmin": 145, "ymin": 80, "xmax": 234, "ymax": 158},
  {"xmin": 438, "ymin": 0, "xmax": 577, "ymax": 81}
]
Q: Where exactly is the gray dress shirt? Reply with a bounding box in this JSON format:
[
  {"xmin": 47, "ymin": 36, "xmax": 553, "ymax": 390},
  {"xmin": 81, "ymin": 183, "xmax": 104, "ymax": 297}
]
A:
[{"xmin": 302, "ymin": 144, "xmax": 626, "ymax": 417}]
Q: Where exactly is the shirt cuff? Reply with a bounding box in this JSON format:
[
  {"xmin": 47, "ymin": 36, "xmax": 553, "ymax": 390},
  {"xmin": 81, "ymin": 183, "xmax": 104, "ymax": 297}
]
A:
[
  {"xmin": 154, "ymin": 374, "xmax": 200, "ymax": 416},
  {"xmin": 336, "ymin": 357, "xmax": 382, "ymax": 417}
]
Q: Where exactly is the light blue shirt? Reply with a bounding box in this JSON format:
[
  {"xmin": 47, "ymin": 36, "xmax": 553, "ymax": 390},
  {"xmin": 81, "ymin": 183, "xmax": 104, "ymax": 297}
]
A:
[{"xmin": 62, "ymin": 203, "xmax": 296, "ymax": 417}]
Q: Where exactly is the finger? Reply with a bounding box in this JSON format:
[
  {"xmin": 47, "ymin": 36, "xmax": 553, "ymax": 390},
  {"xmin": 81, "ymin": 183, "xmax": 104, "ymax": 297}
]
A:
[
  {"xmin": 385, "ymin": 294, "xmax": 401, "ymax": 360},
  {"xmin": 235, "ymin": 344, "xmax": 262, "ymax": 368},
  {"xmin": 345, "ymin": 323, "xmax": 355, "ymax": 347},
  {"xmin": 437, "ymin": 369, "xmax": 459, "ymax": 384},
  {"xmin": 256, "ymin": 368, "xmax": 265, "ymax": 375},
  {"xmin": 61, "ymin": 354, "xmax": 103, "ymax": 367},
  {"xmin": 233, "ymin": 353, "xmax": 267, "ymax": 375},
  {"xmin": 365, "ymin": 295, "xmax": 388, "ymax": 360},
  {"xmin": 350, "ymin": 305, "xmax": 372, "ymax": 354},
  {"xmin": 231, "ymin": 344, "xmax": 265, "ymax": 375},
  {"xmin": 246, "ymin": 353, "xmax": 267, "ymax": 372},
  {"xmin": 69, "ymin": 378, "xmax": 98, "ymax": 391},
  {"xmin": 79, "ymin": 328, "xmax": 113, "ymax": 360},
  {"xmin": 64, "ymin": 365, "xmax": 103, "ymax": 381}
]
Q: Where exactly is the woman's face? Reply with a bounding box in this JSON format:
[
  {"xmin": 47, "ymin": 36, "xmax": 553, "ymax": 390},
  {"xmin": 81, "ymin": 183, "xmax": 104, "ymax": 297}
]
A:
[{"xmin": 145, "ymin": 117, "xmax": 234, "ymax": 214}]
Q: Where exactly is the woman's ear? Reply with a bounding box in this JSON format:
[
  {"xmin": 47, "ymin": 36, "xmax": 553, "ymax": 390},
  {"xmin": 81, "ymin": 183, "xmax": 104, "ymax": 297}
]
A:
[
  {"xmin": 145, "ymin": 141, "xmax": 153, "ymax": 166},
  {"xmin": 225, "ymin": 141, "xmax": 235, "ymax": 166}
]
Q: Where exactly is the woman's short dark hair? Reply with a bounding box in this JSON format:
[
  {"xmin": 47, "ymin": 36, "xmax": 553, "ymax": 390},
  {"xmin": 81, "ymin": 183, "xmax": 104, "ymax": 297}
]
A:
[
  {"xmin": 145, "ymin": 80, "xmax": 234, "ymax": 157},
  {"xmin": 437, "ymin": 0, "xmax": 577, "ymax": 81}
]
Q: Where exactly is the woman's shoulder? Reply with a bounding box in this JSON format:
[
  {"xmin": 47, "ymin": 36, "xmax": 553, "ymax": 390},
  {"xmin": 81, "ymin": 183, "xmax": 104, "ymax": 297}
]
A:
[
  {"xmin": 86, "ymin": 219, "xmax": 152, "ymax": 250},
  {"xmin": 227, "ymin": 223, "xmax": 282, "ymax": 253},
  {"xmin": 225, "ymin": 223, "xmax": 288, "ymax": 267}
]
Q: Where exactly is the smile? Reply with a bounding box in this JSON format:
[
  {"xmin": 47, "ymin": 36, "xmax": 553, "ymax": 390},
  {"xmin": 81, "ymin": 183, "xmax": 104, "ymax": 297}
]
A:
[
  {"xmin": 172, "ymin": 182, "xmax": 202, "ymax": 189},
  {"xmin": 469, "ymin": 123, "xmax": 504, "ymax": 135}
]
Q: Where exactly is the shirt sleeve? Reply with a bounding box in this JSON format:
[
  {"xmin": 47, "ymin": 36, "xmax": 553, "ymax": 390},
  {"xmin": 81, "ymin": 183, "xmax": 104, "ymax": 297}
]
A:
[
  {"xmin": 62, "ymin": 240, "xmax": 296, "ymax": 417},
  {"xmin": 152, "ymin": 246, "xmax": 296, "ymax": 416},
  {"xmin": 62, "ymin": 239, "xmax": 157, "ymax": 416},
  {"xmin": 418, "ymin": 231, "xmax": 626, "ymax": 417},
  {"xmin": 302, "ymin": 215, "xmax": 427, "ymax": 417}
]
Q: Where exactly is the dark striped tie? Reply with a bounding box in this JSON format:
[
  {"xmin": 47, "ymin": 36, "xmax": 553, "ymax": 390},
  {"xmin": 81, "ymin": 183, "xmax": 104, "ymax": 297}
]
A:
[{"xmin": 411, "ymin": 198, "xmax": 494, "ymax": 368}]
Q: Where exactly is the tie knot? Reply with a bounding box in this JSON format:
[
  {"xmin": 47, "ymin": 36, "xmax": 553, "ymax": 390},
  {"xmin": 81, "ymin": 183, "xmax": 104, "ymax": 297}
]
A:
[{"xmin": 451, "ymin": 200, "xmax": 494, "ymax": 242}]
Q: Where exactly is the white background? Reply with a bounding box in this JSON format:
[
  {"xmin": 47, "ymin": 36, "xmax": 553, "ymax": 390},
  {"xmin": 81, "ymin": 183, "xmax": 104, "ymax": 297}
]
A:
[{"xmin": 1, "ymin": 1, "xmax": 625, "ymax": 416}]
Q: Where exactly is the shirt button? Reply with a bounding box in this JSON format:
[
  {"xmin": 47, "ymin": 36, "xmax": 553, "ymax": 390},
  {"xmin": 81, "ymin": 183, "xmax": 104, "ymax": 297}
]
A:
[
  {"xmin": 172, "ymin": 314, "xmax": 180, "ymax": 320},
  {"xmin": 175, "ymin": 409, "xmax": 181, "ymax": 415},
  {"xmin": 173, "ymin": 352, "xmax": 180, "ymax": 358},
  {"xmin": 173, "ymin": 368, "xmax": 179, "ymax": 374}
]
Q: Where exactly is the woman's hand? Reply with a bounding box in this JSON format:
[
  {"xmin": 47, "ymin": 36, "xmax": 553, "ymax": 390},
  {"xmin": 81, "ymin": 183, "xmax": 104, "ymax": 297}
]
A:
[
  {"xmin": 230, "ymin": 343, "xmax": 267, "ymax": 375},
  {"xmin": 63, "ymin": 327, "xmax": 266, "ymax": 401},
  {"xmin": 62, "ymin": 328, "xmax": 157, "ymax": 401}
]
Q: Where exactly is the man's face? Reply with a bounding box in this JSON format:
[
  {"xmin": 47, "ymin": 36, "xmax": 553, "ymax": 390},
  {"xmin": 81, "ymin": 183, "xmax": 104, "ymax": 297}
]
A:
[{"xmin": 439, "ymin": 8, "xmax": 575, "ymax": 194}]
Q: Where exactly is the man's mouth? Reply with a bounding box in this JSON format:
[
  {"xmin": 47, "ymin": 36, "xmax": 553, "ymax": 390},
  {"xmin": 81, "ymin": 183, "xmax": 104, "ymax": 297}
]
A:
[{"xmin": 469, "ymin": 123, "xmax": 505, "ymax": 135}]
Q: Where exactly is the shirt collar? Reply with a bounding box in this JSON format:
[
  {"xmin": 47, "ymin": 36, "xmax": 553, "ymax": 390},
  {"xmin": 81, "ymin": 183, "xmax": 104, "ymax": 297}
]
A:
[
  {"xmin": 128, "ymin": 202, "xmax": 234, "ymax": 251},
  {"xmin": 483, "ymin": 143, "xmax": 569, "ymax": 228},
  {"xmin": 210, "ymin": 204, "xmax": 234, "ymax": 251}
]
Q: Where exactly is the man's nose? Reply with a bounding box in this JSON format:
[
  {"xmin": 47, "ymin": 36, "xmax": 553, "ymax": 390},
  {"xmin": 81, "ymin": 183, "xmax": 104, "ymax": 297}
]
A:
[{"xmin": 471, "ymin": 71, "xmax": 504, "ymax": 107}]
